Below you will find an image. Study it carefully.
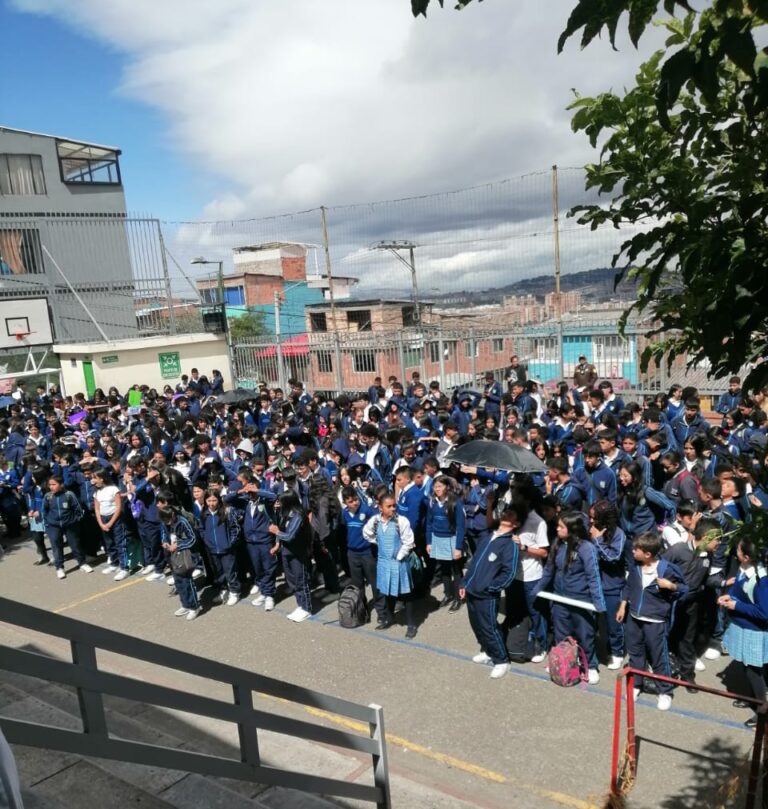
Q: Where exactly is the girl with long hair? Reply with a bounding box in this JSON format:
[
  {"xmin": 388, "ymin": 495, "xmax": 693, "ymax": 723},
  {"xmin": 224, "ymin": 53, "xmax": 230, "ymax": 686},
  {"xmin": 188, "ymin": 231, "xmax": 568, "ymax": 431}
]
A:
[{"xmin": 533, "ymin": 510, "xmax": 606, "ymax": 683}]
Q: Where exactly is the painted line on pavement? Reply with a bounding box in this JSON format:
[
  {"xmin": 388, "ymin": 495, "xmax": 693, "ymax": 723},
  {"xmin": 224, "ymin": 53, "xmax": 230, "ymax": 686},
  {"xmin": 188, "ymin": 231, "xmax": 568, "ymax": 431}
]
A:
[{"xmin": 53, "ymin": 576, "xmax": 145, "ymax": 614}]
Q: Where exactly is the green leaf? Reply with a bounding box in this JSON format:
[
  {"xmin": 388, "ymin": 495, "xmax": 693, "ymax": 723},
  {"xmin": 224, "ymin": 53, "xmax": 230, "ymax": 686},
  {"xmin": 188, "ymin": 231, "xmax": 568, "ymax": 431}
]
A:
[{"xmin": 628, "ymin": 0, "xmax": 658, "ymax": 46}]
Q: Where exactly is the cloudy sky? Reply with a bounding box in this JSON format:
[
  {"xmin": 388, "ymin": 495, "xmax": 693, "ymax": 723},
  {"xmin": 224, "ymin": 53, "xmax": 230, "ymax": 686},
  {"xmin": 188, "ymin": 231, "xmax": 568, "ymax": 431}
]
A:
[{"xmin": 3, "ymin": 0, "xmax": 662, "ymax": 296}]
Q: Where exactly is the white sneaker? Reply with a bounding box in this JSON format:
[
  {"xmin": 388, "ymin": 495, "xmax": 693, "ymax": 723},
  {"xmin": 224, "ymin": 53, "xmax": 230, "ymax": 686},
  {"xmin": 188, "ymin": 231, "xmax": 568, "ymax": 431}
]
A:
[
  {"xmin": 288, "ymin": 607, "xmax": 311, "ymax": 622},
  {"xmin": 226, "ymin": 592, "xmax": 240, "ymax": 607},
  {"xmin": 286, "ymin": 607, "xmax": 300, "ymax": 620},
  {"xmin": 191, "ymin": 568, "xmax": 203, "ymax": 579},
  {"xmin": 490, "ymin": 663, "xmax": 510, "ymax": 679},
  {"xmin": 186, "ymin": 608, "xmax": 201, "ymax": 621},
  {"xmin": 607, "ymin": 655, "xmax": 624, "ymax": 670},
  {"xmin": 657, "ymin": 694, "xmax": 673, "ymax": 711},
  {"xmin": 250, "ymin": 584, "xmax": 260, "ymax": 596},
  {"xmin": 166, "ymin": 575, "xmax": 175, "ymax": 586},
  {"xmin": 139, "ymin": 565, "xmax": 155, "ymax": 576},
  {"xmin": 56, "ymin": 568, "xmax": 66, "ymax": 580},
  {"xmin": 102, "ymin": 564, "xmax": 118, "ymax": 574},
  {"xmin": 588, "ymin": 669, "xmax": 600, "ymax": 685},
  {"xmin": 472, "ymin": 652, "xmax": 491, "ymax": 664},
  {"xmin": 145, "ymin": 571, "xmax": 165, "ymax": 582},
  {"xmin": 174, "ymin": 607, "xmax": 189, "ymax": 617},
  {"xmin": 695, "ymin": 658, "xmax": 706, "ymax": 672},
  {"xmin": 252, "ymin": 594, "xmax": 266, "ymax": 607},
  {"xmin": 530, "ymin": 652, "xmax": 547, "ymax": 664},
  {"xmin": 80, "ymin": 563, "xmax": 93, "ymax": 573},
  {"xmin": 113, "ymin": 569, "xmax": 129, "ymax": 581},
  {"xmin": 264, "ymin": 596, "xmax": 275, "ymax": 612},
  {"xmin": 704, "ymin": 647, "xmax": 722, "ymax": 660}
]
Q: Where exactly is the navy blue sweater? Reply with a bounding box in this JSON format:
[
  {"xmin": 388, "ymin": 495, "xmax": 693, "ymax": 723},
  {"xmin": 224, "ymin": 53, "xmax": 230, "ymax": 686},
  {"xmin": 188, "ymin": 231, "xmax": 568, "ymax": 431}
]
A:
[
  {"xmin": 463, "ymin": 531, "xmax": 519, "ymax": 598},
  {"xmin": 621, "ymin": 558, "xmax": 688, "ymax": 621},
  {"xmin": 534, "ymin": 540, "xmax": 607, "ymax": 612}
]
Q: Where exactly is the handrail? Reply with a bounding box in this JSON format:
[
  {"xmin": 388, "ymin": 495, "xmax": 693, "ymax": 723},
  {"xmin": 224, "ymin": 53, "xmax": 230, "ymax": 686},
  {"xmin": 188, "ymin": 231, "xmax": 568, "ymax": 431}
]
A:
[
  {"xmin": 0, "ymin": 597, "xmax": 391, "ymax": 809},
  {"xmin": 610, "ymin": 666, "xmax": 767, "ymax": 809}
]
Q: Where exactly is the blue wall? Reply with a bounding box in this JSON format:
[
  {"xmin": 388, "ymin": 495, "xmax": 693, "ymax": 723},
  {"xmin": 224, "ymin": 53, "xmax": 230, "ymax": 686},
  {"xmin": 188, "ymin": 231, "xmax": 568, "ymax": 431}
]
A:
[{"xmin": 225, "ymin": 282, "xmax": 323, "ymax": 337}]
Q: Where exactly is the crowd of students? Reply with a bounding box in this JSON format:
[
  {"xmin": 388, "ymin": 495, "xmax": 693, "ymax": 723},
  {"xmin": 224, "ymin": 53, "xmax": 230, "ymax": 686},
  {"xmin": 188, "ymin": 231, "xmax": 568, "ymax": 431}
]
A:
[{"xmin": 1, "ymin": 361, "xmax": 767, "ymax": 723}]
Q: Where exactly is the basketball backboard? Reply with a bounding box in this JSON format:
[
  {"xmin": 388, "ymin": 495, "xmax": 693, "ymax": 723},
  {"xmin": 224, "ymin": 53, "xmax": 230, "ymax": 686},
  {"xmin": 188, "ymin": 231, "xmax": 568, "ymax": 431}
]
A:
[{"xmin": 0, "ymin": 297, "xmax": 53, "ymax": 349}]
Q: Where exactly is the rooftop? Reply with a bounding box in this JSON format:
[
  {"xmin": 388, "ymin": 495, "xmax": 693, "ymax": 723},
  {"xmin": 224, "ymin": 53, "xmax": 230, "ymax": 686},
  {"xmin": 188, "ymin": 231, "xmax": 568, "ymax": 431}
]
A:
[{"xmin": 0, "ymin": 125, "xmax": 121, "ymax": 154}]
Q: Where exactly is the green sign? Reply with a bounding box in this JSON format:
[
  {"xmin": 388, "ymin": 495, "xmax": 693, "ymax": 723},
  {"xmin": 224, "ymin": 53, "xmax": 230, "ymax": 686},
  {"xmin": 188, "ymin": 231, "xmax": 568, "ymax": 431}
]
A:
[
  {"xmin": 159, "ymin": 351, "xmax": 181, "ymax": 379},
  {"xmin": 102, "ymin": 354, "xmax": 119, "ymax": 364}
]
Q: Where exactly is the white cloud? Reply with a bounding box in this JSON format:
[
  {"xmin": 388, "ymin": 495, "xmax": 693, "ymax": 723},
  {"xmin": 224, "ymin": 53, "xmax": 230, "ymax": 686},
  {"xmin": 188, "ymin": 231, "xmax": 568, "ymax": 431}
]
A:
[{"xmin": 11, "ymin": 0, "xmax": 663, "ymax": 291}]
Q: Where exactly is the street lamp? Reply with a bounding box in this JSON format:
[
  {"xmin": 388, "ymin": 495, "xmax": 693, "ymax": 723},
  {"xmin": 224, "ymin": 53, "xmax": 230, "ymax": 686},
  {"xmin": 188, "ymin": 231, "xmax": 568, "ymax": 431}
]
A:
[
  {"xmin": 372, "ymin": 240, "xmax": 420, "ymax": 323},
  {"xmin": 190, "ymin": 256, "xmax": 235, "ymax": 387}
]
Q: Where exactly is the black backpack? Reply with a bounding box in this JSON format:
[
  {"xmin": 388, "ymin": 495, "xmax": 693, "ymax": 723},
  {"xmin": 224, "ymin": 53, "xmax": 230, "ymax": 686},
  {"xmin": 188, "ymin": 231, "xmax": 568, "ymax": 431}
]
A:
[{"xmin": 337, "ymin": 585, "xmax": 370, "ymax": 628}]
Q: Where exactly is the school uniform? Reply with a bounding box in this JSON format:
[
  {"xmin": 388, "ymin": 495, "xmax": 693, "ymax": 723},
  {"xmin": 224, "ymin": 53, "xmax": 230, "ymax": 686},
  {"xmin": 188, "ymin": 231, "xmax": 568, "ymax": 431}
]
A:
[
  {"xmin": 242, "ymin": 496, "xmax": 279, "ymax": 597},
  {"xmin": 133, "ymin": 477, "xmax": 165, "ymax": 574},
  {"xmin": 663, "ymin": 537, "xmax": 710, "ymax": 682},
  {"xmin": 95, "ymin": 484, "xmax": 128, "ymax": 571},
  {"xmin": 464, "ymin": 483, "xmax": 493, "ymax": 554},
  {"xmin": 425, "ymin": 496, "xmax": 466, "ymax": 603},
  {"xmin": 621, "ymin": 558, "xmax": 688, "ymax": 695},
  {"xmin": 201, "ymin": 509, "xmax": 242, "ymax": 595},
  {"xmin": 515, "ymin": 511, "xmax": 550, "ymax": 652},
  {"xmin": 595, "ymin": 527, "xmax": 632, "ymax": 660},
  {"xmin": 723, "ymin": 568, "xmax": 768, "ymax": 666},
  {"xmin": 43, "ymin": 489, "xmax": 85, "ymax": 571},
  {"xmin": 573, "ymin": 460, "xmax": 617, "ymax": 505},
  {"xmin": 363, "ymin": 514, "xmax": 416, "ymax": 627},
  {"xmin": 276, "ymin": 509, "xmax": 313, "ymax": 613},
  {"xmin": 0, "ymin": 468, "xmax": 21, "ymax": 538},
  {"xmin": 463, "ymin": 530, "xmax": 520, "ymax": 665},
  {"xmin": 163, "ymin": 515, "xmax": 200, "ymax": 611},
  {"xmin": 25, "ymin": 484, "xmax": 48, "ymax": 562},
  {"xmin": 534, "ymin": 541, "xmax": 607, "ymax": 669},
  {"xmin": 342, "ymin": 502, "xmax": 385, "ymax": 621}
]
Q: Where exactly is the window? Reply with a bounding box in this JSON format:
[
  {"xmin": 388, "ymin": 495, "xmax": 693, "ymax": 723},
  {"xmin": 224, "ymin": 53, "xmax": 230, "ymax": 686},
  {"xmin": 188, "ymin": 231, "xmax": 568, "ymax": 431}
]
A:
[
  {"xmin": 402, "ymin": 306, "xmax": 418, "ymax": 327},
  {"xmin": 352, "ymin": 349, "xmax": 376, "ymax": 374},
  {"xmin": 534, "ymin": 337, "xmax": 557, "ymax": 361},
  {"xmin": 0, "ymin": 154, "xmax": 46, "ymax": 195},
  {"xmin": 464, "ymin": 340, "xmax": 479, "ymax": 358},
  {"xmin": 57, "ymin": 139, "xmax": 121, "ymax": 185},
  {"xmin": 200, "ymin": 288, "xmax": 219, "ymax": 306},
  {"xmin": 492, "ymin": 338, "xmax": 504, "ymax": 353},
  {"xmin": 316, "ymin": 350, "xmax": 333, "ymax": 374},
  {"xmin": 593, "ymin": 335, "xmax": 632, "ymax": 362},
  {"xmin": 310, "ymin": 312, "xmax": 327, "ymax": 332},
  {"xmin": 444, "ymin": 340, "xmax": 456, "ymax": 359},
  {"xmin": 347, "ymin": 309, "xmax": 372, "ymax": 332},
  {"xmin": 223, "ymin": 286, "xmax": 245, "ymax": 306},
  {"xmin": 0, "ymin": 228, "xmax": 44, "ymax": 274},
  {"xmin": 403, "ymin": 344, "xmax": 423, "ymax": 368},
  {"xmin": 429, "ymin": 342, "xmax": 440, "ymax": 363}
]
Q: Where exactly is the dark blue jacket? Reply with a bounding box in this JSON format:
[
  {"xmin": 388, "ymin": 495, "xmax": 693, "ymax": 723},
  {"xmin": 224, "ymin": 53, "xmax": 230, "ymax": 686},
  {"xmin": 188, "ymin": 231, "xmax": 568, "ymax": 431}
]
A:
[
  {"xmin": 397, "ymin": 484, "xmax": 425, "ymax": 535},
  {"xmin": 621, "ymin": 558, "xmax": 687, "ymax": 621},
  {"xmin": 42, "ymin": 489, "xmax": 83, "ymax": 528},
  {"xmin": 242, "ymin": 498, "xmax": 274, "ymax": 545},
  {"xmin": 534, "ymin": 540, "xmax": 606, "ymax": 612},
  {"xmin": 463, "ymin": 531, "xmax": 519, "ymax": 598},
  {"xmin": 200, "ymin": 509, "xmax": 240, "ymax": 554},
  {"xmin": 595, "ymin": 527, "xmax": 632, "ymax": 595},
  {"xmin": 672, "ymin": 413, "xmax": 707, "ymax": 449},
  {"xmin": 573, "ymin": 461, "xmax": 617, "ymax": 505}
]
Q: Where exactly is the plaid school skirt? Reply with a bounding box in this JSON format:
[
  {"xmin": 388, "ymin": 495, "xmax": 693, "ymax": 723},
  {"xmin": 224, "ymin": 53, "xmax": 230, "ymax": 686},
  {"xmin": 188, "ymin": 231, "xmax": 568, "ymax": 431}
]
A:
[{"xmin": 724, "ymin": 622, "xmax": 768, "ymax": 667}]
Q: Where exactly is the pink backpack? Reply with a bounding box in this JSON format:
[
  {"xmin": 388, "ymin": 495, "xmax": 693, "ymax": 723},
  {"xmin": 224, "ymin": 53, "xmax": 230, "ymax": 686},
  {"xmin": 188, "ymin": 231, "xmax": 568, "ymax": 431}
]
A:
[{"xmin": 548, "ymin": 636, "xmax": 589, "ymax": 688}]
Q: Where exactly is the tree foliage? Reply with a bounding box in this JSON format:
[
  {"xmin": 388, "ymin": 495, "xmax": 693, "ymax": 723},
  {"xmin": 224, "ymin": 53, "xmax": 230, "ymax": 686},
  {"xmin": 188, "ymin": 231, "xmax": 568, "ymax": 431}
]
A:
[
  {"xmin": 228, "ymin": 311, "xmax": 267, "ymax": 341},
  {"xmin": 564, "ymin": 2, "xmax": 768, "ymax": 392},
  {"xmin": 411, "ymin": 0, "xmax": 476, "ymax": 17}
]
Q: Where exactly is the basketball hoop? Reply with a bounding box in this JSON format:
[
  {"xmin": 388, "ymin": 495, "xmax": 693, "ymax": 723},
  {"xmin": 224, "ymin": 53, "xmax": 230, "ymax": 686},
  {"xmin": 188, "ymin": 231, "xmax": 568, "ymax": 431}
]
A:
[{"xmin": 14, "ymin": 331, "xmax": 32, "ymax": 343}]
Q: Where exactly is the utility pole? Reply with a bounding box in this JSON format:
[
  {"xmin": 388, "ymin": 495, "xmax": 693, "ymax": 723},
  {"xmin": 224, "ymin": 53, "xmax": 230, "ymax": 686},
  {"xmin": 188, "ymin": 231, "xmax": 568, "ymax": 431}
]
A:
[
  {"xmin": 552, "ymin": 164, "xmax": 565, "ymax": 381},
  {"xmin": 274, "ymin": 289, "xmax": 285, "ymax": 392},
  {"xmin": 320, "ymin": 206, "xmax": 344, "ymax": 393}
]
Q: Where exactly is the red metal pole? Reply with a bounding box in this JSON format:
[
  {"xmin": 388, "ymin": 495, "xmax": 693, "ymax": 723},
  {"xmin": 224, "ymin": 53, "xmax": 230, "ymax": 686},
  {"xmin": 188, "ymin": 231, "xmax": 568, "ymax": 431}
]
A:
[
  {"xmin": 626, "ymin": 672, "xmax": 636, "ymax": 781},
  {"xmin": 746, "ymin": 708, "xmax": 765, "ymax": 809},
  {"xmin": 610, "ymin": 674, "xmax": 623, "ymax": 795}
]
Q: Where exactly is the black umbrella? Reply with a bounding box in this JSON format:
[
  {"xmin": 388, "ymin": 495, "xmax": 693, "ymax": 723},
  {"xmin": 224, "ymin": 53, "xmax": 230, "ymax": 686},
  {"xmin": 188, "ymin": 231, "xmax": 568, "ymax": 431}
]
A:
[
  {"xmin": 445, "ymin": 439, "xmax": 546, "ymax": 474},
  {"xmin": 213, "ymin": 388, "xmax": 259, "ymax": 405}
]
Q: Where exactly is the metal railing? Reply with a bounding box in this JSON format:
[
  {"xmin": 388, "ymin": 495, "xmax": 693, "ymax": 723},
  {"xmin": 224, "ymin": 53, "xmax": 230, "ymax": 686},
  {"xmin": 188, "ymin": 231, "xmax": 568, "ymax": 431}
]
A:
[
  {"xmin": 611, "ymin": 666, "xmax": 767, "ymax": 808},
  {"xmin": 0, "ymin": 597, "xmax": 391, "ymax": 808}
]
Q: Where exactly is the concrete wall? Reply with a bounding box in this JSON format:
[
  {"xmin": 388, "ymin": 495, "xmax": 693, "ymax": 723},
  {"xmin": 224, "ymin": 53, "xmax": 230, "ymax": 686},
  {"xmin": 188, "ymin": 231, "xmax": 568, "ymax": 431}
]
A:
[
  {"xmin": 55, "ymin": 333, "xmax": 232, "ymax": 396},
  {"xmin": 0, "ymin": 128, "xmax": 127, "ymax": 216}
]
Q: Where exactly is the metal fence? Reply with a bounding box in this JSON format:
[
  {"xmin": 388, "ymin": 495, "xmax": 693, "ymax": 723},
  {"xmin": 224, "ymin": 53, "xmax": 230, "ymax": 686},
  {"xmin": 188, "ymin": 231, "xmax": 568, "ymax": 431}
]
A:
[
  {"xmin": 0, "ymin": 597, "xmax": 391, "ymax": 808},
  {"xmin": 231, "ymin": 320, "xmax": 737, "ymax": 401}
]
